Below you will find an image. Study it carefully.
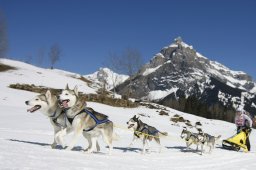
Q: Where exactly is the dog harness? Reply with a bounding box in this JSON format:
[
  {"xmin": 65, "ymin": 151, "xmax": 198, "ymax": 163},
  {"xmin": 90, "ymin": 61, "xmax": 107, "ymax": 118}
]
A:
[
  {"xmin": 65, "ymin": 108, "xmax": 110, "ymax": 132},
  {"xmin": 135, "ymin": 125, "xmax": 159, "ymax": 138},
  {"xmin": 49, "ymin": 110, "xmax": 67, "ymax": 128},
  {"xmin": 83, "ymin": 109, "xmax": 111, "ymax": 132}
]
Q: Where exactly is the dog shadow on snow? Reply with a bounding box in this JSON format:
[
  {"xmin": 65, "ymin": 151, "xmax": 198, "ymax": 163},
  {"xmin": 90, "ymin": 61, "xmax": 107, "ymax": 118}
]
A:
[
  {"xmin": 107, "ymin": 146, "xmax": 142, "ymax": 153},
  {"xmin": 7, "ymin": 139, "xmax": 84, "ymax": 151},
  {"xmin": 166, "ymin": 146, "xmax": 203, "ymax": 155}
]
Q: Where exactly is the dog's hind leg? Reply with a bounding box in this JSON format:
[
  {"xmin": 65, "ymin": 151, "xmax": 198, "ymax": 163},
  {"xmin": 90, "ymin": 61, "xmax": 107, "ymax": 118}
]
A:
[
  {"xmin": 200, "ymin": 144, "xmax": 204, "ymax": 155},
  {"xmin": 102, "ymin": 132, "xmax": 113, "ymax": 155},
  {"xmin": 208, "ymin": 144, "xmax": 213, "ymax": 153},
  {"xmin": 83, "ymin": 133, "xmax": 100, "ymax": 152},
  {"xmin": 101, "ymin": 122, "xmax": 113, "ymax": 155},
  {"xmin": 142, "ymin": 138, "xmax": 147, "ymax": 154},
  {"xmin": 155, "ymin": 137, "xmax": 162, "ymax": 153}
]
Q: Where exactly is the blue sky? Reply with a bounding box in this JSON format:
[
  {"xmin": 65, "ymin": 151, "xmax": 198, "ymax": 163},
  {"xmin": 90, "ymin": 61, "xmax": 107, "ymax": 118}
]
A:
[{"xmin": 1, "ymin": 0, "xmax": 256, "ymax": 79}]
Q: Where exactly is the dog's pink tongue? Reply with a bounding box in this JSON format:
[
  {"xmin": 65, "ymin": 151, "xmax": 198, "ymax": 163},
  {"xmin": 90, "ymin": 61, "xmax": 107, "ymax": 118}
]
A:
[
  {"xmin": 62, "ymin": 101, "xmax": 69, "ymax": 108},
  {"xmin": 27, "ymin": 106, "xmax": 36, "ymax": 112}
]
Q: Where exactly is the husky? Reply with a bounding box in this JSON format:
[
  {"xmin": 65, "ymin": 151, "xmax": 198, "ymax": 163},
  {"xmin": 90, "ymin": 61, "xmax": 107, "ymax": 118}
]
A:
[
  {"xmin": 180, "ymin": 127, "xmax": 204, "ymax": 154},
  {"xmin": 57, "ymin": 85, "xmax": 114, "ymax": 154},
  {"xmin": 25, "ymin": 90, "xmax": 100, "ymax": 151},
  {"xmin": 198, "ymin": 133, "xmax": 221, "ymax": 153},
  {"xmin": 127, "ymin": 115, "xmax": 168, "ymax": 154}
]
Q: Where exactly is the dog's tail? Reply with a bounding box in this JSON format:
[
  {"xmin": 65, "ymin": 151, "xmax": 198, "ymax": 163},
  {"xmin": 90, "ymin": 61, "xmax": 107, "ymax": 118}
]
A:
[
  {"xmin": 215, "ymin": 135, "xmax": 221, "ymax": 141},
  {"xmin": 159, "ymin": 131, "xmax": 168, "ymax": 137}
]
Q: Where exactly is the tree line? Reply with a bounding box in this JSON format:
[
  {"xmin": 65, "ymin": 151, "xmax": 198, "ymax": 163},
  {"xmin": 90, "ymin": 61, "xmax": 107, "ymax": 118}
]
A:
[{"xmin": 161, "ymin": 95, "xmax": 236, "ymax": 123}]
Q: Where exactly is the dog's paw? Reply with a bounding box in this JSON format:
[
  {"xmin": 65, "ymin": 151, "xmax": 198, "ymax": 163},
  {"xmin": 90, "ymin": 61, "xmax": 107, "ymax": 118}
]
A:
[
  {"xmin": 51, "ymin": 143, "xmax": 57, "ymax": 149},
  {"xmin": 85, "ymin": 149, "xmax": 94, "ymax": 154}
]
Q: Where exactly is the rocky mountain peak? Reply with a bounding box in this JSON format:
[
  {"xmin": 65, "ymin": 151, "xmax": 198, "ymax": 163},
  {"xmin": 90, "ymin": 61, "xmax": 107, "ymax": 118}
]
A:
[{"xmin": 116, "ymin": 38, "xmax": 256, "ymax": 120}]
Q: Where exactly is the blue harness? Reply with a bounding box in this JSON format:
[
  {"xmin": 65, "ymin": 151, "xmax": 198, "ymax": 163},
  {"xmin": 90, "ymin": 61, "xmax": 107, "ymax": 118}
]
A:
[
  {"xmin": 83, "ymin": 109, "xmax": 111, "ymax": 132},
  {"xmin": 65, "ymin": 108, "xmax": 110, "ymax": 132}
]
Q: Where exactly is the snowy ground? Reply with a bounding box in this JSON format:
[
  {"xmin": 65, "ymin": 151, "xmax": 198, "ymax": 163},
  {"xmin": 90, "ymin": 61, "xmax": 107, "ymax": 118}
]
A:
[
  {"xmin": 1, "ymin": 89, "xmax": 256, "ymax": 170},
  {"xmin": 1, "ymin": 59, "xmax": 256, "ymax": 170}
]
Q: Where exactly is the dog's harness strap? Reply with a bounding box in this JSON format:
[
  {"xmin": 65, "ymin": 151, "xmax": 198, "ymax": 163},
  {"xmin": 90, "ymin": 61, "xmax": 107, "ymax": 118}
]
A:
[
  {"xmin": 65, "ymin": 110, "xmax": 84, "ymax": 125},
  {"xmin": 135, "ymin": 124, "xmax": 159, "ymax": 137},
  {"xmin": 49, "ymin": 111, "xmax": 66, "ymax": 128},
  {"xmin": 49, "ymin": 111, "xmax": 58, "ymax": 119},
  {"xmin": 64, "ymin": 108, "xmax": 110, "ymax": 132},
  {"xmin": 83, "ymin": 109, "xmax": 110, "ymax": 132}
]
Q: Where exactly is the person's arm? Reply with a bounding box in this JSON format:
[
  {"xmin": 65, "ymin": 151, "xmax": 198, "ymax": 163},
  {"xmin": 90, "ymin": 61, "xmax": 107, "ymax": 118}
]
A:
[
  {"xmin": 243, "ymin": 114, "xmax": 252, "ymax": 128},
  {"xmin": 234, "ymin": 115, "xmax": 239, "ymax": 127}
]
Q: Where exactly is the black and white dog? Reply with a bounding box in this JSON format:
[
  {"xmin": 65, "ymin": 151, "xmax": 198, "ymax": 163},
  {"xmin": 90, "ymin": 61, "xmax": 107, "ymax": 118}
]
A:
[{"xmin": 127, "ymin": 115, "xmax": 168, "ymax": 154}]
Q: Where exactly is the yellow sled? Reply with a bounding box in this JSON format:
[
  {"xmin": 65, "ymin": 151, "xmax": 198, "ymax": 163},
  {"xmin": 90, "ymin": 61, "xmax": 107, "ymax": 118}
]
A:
[{"xmin": 222, "ymin": 129, "xmax": 250, "ymax": 152}]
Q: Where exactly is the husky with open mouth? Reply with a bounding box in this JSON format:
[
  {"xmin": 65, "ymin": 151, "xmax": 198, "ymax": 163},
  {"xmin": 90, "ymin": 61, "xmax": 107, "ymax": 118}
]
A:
[
  {"xmin": 57, "ymin": 85, "xmax": 114, "ymax": 154},
  {"xmin": 25, "ymin": 90, "xmax": 100, "ymax": 151},
  {"xmin": 127, "ymin": 115, "xmax": 168, "ymax": 154}
]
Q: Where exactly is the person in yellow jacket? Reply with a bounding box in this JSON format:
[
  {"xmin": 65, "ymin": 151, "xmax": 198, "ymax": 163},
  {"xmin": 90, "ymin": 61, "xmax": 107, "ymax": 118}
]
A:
[{"xmin": 234, "ymin": 107, "xmax": 252, "ymax": 151}]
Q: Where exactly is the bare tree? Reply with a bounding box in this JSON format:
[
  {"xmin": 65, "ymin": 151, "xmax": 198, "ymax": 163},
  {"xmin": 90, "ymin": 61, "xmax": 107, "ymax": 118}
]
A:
[
  {"xmin": 97, "ymin": 68, "xmax": 108, "ymax": 95},
  {"xmin": 37, "ymin": 48, "xmax": 45, "ymax": 66},
  {"xmin": 108, "ymin": 48, "xmax": 144, "ymax": 98},
  {"xmin": 0, "ymin": 10, "xmax": 8, "ymax": 58},
  {"xmin": 49, "ymin": 43, "xmax": 61, "ymax": 69},
  {"xmin": 110, "ymin": 71, "xmax": 119, "ymax": 98}
]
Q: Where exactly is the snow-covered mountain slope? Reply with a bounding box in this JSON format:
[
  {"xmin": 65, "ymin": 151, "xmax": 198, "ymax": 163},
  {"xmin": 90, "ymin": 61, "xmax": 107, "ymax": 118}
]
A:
[
  {"xmin": 1, "ymin": 58, "xmax": 256, "ymax": 169},
  {"xmin": 1, "ymin": 84, "xmax": 256, "ymax": 169},
  {"xmin": 115, "ymin": 37, "xmax": 256, "ymax": 119},
  {"xmin": 85, "ymin": 67, "xmax": 128, "ymax": 90},
  {"xmin": 0, "ymin": 58, "xmax": 97, "ymax": 94}
]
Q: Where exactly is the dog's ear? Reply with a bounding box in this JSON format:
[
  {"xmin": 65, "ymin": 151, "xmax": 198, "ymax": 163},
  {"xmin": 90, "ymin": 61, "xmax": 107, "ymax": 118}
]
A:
[
  {"xmin": 45, "ymin": 90, "xmax": 51, "ymax": 100},
  {"xmin": 65, "ymin": 84, "xmax": 70, "ymax": 90},
  {"xmin": 132, "ymin": 115, "xmax": 137, "ymax": 120},
  {"xmin": 74, "ymin": 85, "xmax": 78, "ymax": 96},
  {"xmin": 135, "ymin": 115, "xmax": 140, "ymax": 120}
]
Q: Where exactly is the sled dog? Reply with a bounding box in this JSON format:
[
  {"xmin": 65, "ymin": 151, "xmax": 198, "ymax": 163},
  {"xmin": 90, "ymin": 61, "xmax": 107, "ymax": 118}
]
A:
[
  {"xmin": 57, "ymin": 85, "xmax": 114, "ymax": 154},
  {"xmin": 180, "ymin": 127, "xmax": 204, "ymax": 154},
  {"xmin": 127, "ymin": 115, "xmax": 168, "ymax": 154},
  {"xmin": 25, "ymin": 90, "xmax": 100, "ymax": 151},
  {"xmin": 198, "ymin": 133, "xmax": 221, "ymax": 153}
]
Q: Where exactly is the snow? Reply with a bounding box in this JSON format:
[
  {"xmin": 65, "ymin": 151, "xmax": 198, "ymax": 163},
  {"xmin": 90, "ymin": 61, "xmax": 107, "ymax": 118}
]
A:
[
  {"xmin": 85, "ymin": 67, "xmax": 128, "ymax": 90},
  {"xmin": 1, "ymin": 59, "xmax": 256, "ymax": 170},
  {"xmin": 0, "ymin": 58, "xmax": 97, "ymax": 94},
  {"xmin": 250, "ymin": 86, "xmax": 256, "ymax": 93},
  {"xmin": 169, "ymin": 44, "xmax": 178, "ymax": 48},
  {"xmin": 146, "ymin": 88, "xmax": 179, "ymax": 101},
  {"xmin": 196, "ymin": 52, "xmax": 207, "ymax": 59},
  {"xmin": 181, "ymin": 41, "xmax": 193, "ymax": 49},
  {"xmin": 153, "ymin": 53, "xmax": 165, "ymax": 59},
  {"xmin": 142, "ymin": 65, "xmax": 162, "ymax": 76}
]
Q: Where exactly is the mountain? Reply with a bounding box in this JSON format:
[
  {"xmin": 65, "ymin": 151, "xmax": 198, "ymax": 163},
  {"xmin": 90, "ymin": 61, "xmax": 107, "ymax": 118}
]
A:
[
  {"xmin": 115, "ymin": 37, "xmax": 256, "ymax": 121},
  {"xmin": 84, "ymin": 67, "xmax": 128, "ymax": 90},
  {"xmin": 1, "ymin": 58, "xmax": 256, "ymax": 169}
]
